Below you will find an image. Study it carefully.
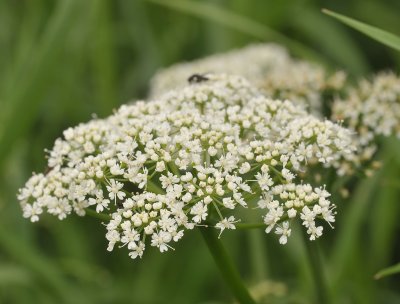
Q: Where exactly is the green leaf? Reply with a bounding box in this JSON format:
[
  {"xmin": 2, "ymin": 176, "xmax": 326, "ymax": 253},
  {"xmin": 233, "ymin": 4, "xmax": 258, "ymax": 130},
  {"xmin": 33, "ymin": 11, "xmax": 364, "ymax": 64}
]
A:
[
  {"xmin": 322, "ymin": 9, "xmax": 400, "ymax": 52},
  {"xmin": 375, "ymin": 262, "xmax": 400, "ymax": 280}
]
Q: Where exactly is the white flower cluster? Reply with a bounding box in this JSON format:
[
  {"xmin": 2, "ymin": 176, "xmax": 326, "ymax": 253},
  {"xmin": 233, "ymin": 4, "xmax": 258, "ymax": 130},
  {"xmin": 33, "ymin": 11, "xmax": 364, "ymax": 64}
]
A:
[
  {"xmin": 18, "ymin": 74, "xmax": 355, "ymax": 259},
  {"xmin": 150, "ymin": 43, "xmax": 346, "ymax": 114},
  {"xmin": 332, "ymin": 72, "xmax": 400, "ymax": 173}
]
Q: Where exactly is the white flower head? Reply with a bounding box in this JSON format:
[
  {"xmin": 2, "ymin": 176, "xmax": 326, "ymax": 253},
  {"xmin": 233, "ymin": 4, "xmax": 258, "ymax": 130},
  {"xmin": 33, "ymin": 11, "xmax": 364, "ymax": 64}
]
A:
[
  {"xmin": 18, "ymin": 73, "xmax": 355, "ymax": 259},
  {"xmin": 332, "ymin": 72, "xmax": 400, "ymax": 175}
]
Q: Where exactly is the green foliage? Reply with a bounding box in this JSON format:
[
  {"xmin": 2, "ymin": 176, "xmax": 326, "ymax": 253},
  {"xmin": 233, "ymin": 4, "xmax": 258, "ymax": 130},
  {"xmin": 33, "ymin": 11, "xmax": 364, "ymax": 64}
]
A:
[{"xmin": 1, "ymin": 0, "xmax": 400, "ymax": 303}]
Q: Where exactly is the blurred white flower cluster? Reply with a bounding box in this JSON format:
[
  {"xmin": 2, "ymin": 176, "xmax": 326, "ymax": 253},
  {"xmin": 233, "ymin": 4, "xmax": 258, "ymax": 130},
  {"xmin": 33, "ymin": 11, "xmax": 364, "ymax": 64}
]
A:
[
  {"xmin": 18, "ymin": 74, "xmax": 355, "ymax": 258},
  {"xmin": 150, "ymin": 43, "xmax": 400, "ymax": 177},
  {"xmin": 150, "ymin": 43, "xmax": 346, "ymax": 115},
  {"xmin": 332, "ymin": 72, "xmax": 400, "ymax": 174}
]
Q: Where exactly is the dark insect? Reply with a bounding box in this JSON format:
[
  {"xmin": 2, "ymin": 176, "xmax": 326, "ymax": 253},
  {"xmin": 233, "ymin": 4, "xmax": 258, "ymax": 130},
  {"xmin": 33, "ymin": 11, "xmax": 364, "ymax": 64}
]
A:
[{"xmin": 188, "ymin": 73, "xmax": 209, "ymax": 84}]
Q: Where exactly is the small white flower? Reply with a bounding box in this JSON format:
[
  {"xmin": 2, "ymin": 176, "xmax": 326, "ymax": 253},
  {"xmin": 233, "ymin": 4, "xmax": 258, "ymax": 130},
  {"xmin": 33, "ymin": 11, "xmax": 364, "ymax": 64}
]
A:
[
  {"xmin": 106, "ymin": 179, "xmax": 126, "ymax": 202},
  {"xmin": 264, "ymin": 206, "xmax": 284, "ymax": 233},
  {"xmin": 300, "ymin": 206, "xmax": 315, "ymax": 228},
  {"xmin": 106, "ymin": 230, "xmax": 120, "ymax": 251},
  {"xmin": 275, "ymin": 221, "xmax": 291, "ymax": 245},
  {"xmin": 94, "ymin": 199, "xmax": 109, "ymax": 213},
  {"xmin": 151, "ymin": 231, "xmax": 173, "ymax": 252},
  {"xmin": 156, "ymin": 161, "xmax": 166, "ymax": 172},
  {"xmin": 160, "ymin": 172, "xmax": 179, "ymax": 191},
  {"xmin": 287, "ymin": 208, "xmax": 297, "ymax": 218},
  {"xmin": 22, "ymin": 203, "xmax": 42, "ymax": 222},
  {"xmin": 222, "ymin": 197, "xmax": 235, "ymax": 209},
  {"xmin": 307, "ymin": 224, "xmax": 323, "ymax": 241},
  {"xmin": 190, "ymin": 202, "xmax": 208, "ymax": 223},
  {"xmin": 239, "ymin": 162, "xmax": 251, "ymax": 174},
  {"xmin": 282, "ymin": 168, "xmax": 295, "ymax": 182},
  {"xmin": 216, "ymin": 216, "xmax": 239, "ymax": 238},
  {"xmin": 129, "ymin": 241, "xmax": 145, "ymax": 259},
  {"xmin": 255, "ymin": 172, "xmax": 274, "ymax": 191}
]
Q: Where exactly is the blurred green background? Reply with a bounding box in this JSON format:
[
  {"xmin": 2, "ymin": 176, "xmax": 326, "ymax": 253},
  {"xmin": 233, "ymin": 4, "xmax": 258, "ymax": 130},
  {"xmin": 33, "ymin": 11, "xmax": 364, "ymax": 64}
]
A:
[{"xmin": 1, "ymin": 0, "xmax": 400, "ymax": 303}]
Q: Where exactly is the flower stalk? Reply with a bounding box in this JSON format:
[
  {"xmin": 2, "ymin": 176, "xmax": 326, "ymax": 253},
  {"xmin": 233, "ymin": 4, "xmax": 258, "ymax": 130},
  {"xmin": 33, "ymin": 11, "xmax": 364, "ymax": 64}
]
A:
[
  {"xmin": 85, "ymin": 208, "xmax": 111, "ymax": 221},
  {"xmin": 301, "ymin": 229, "xmax": 332, "ymax": 304},
  {"xmin": 199, "ymin": 226, "xmax": 257, "ymax": 304}
]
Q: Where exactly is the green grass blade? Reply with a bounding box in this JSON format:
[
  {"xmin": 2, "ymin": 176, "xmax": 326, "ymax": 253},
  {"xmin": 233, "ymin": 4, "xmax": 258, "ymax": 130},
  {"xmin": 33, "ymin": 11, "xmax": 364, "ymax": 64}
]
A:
[
  {"xmin": 0, "ymin": 225, "xmax": 72, "ymax": 302},
  {"xmin": 89, "ymin": 0, "xmax": 118, "ymax": 116},
  {"xmin": 119, "ymin": 1, "xmax": 161, "ymax": 98},
  {"xmin": 322, "ymin": 9, "xmax": 400, "ymax": 52},
  {"xmin": 374, "ymin": 262, "xmax": 400, "ymax": 280},
  {"xmin": 0, "ymin": 0, "xmax": 80, "ymax": 171},
  {"xmin": 368, "ymin": 159, "xmax": 400, "ymax": 268},
  {"xmin": 330, "ymin": 145, "xmax": 393, "ymax": 292},
  {"xmin": 330, "ymin": 175, "xmax": 379, "ymax": 287},
  {"xmin": 145, "ymin": 0, "xmax": 329, "ymax": 64}
]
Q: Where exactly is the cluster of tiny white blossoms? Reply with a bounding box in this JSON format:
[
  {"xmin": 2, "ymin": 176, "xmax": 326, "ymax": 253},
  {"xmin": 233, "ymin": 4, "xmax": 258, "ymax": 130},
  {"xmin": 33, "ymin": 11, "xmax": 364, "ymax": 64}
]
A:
[
  {"xmin": 332, "ymin": 72, "xmax": 400, "ymax": 174},
  {"xmin": 18, "ymin": 74, "xmax": 355, "ymax": 258},
  {"xmin": 150, "ymin": 43, "xmax": 346, "ymax": 115}
]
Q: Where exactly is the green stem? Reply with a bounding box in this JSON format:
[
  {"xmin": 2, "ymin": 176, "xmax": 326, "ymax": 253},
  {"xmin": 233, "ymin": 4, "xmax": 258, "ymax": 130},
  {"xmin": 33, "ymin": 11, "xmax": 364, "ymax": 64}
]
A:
[
  {"xmin": 85, "ymin": 208, "xmax": 111, "ymax": 221},
  {"xmin": 168, "ymin": 161, "xmax": 181, "ymax": 176},
  {"xmin": 199, "ymin": 226, "xmax": 257, "ymax": 304},
  {"xmin": 301, "ymin": 229, "xmax": 332, "ymax": 304},
  {"xmin": 236, "ymin": 222, "xmax": 266, "ymax": 230},
  {"xmin": 147, "ymin": 179, "xmax": 165, "ymax": 194},
  {"xmin": 235, "ymin": 216, "xmax": 288, "ymax": 230},
  {"xmin": 248, "ymin": 229, "xmax": 268, "ymax": 281},
  {"xmin": 245, "ymin": 196, "xmax": 269, "ymax": 281}
]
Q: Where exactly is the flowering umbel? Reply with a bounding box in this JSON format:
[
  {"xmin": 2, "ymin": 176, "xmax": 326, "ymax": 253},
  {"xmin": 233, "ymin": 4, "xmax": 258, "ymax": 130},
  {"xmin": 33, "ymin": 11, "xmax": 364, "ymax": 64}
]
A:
[
  {"xmin": 18, "ymin": 74, "xmax": 355, "ymax": 259},
  {"xmin": 332, "ymin": 72, "xmax": 400, "ymax": 174}
]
